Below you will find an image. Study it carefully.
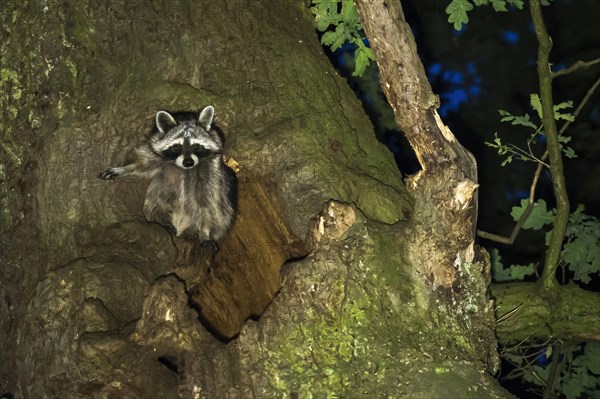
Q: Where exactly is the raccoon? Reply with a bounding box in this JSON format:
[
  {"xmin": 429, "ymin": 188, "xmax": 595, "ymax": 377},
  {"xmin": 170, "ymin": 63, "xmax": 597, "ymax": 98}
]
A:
[{"xmin": 99, "ymin": 105, "xmax": 237, "ymax": 243}]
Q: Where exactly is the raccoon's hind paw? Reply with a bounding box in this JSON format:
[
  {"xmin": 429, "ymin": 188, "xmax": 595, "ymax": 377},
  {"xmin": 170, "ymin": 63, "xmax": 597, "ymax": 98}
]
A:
[{"xmin": 98, "ymin": 168, "xmax": 119, "ymax": 180}]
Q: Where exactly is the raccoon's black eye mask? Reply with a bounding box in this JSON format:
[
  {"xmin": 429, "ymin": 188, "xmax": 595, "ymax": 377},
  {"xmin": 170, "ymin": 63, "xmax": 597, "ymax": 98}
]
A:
[
  {"xmin": 162, "ymin": 145, "xmax": 182, "ymax": 160},
  {"xmin": 192, "ymin": 144, "xmax": 212, "ymax": 158}
]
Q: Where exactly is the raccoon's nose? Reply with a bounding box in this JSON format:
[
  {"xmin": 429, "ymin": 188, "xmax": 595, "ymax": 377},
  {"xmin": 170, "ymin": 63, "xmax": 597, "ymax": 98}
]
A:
[{"xmin": 183, "ymin": 158, "xmax": 195, "ymax": 168}]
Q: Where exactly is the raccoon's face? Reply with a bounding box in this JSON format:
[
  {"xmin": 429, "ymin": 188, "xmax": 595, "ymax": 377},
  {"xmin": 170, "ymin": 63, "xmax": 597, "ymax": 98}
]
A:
[{"xmin": 151, "ymin": 106, "xmax": 222, "ymax": 170}]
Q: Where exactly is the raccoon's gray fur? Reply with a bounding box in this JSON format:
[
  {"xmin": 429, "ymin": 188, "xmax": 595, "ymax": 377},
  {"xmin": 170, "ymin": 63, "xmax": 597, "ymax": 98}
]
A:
[{"xmin": 99, "ymin": 105, "xmax": 237, "ymax": 243}]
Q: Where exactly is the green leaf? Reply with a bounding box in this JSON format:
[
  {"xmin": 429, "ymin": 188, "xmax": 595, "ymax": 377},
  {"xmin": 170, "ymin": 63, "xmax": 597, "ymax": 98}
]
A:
[
  {"xmin": 341, "ymin": 0, "xmax": 359, "ymax": 25},
  {"xmin": 585, "ymin": 343, "xmax": 600, "ymax": 374},
  {"xmin": 498, "ymin": 109, "xmax": 538, "ymax": 129},
  {"xmin": 362, "ymin": 46, "xmax": 375, "ymax": 61},
  {"xmin": 560, "ymin": 345, "xmax": 600, "ymax": 399},
  {"xmin": 446, "ymin": 0, "xmax": 474, "ymax": 30},
  {"xmin": 312, "ymin": 0, "xmax": 371, "ymax": 77},
  {"xmin": 554, "ymin": 100, "xmax": 573, "ymax": 111},
  {"xmin": 511, "ymin": 199, "xmax": 554, "ymax": 230},
  {"xmin": 491, "ymin": 249, "xmax": 535, "ymax": 281},
  {"xmin": 512, "ymin": 114, "xmax": 537, "ymax": 129},
  {"xmin": 472, "ymin": 0, "xmax": 521, "ymax": 9},
  {"xmin": 562, "ymin": 376, "xmax": 586, "ymax": 399},
  {"xmin": 557, "ymin": 134, "xmax": 577, "ymax": 158},
  {"xmin": 353, "ymin": 47, "xmax": 371, "ymax": 77},
  {"xmin": 490, "ymin": 0, "xmax": 508, "ymax": 12},
  {"xmin": 562, "ymin": 146, "xmax": 577, "ymax": 159},
  {"xmin": 554, "ymin": 100, "xmax": 574, "ymax": 121},
  {"xmin": 557, "ymin": 135, "xmax": 571, "ymax": 144},
  {"xmin": 530, "ymin": 93, "xmax": 543, "ymax": 119},
  {"xmin": 490, "ymin": 249, "xmax": 512, "ymax": 282},
  {"xmin": 507, "ymin": 264, "xmax": 536, "ymax": 281},
  {"xmin": 561, "ymin": 211, "xmax": 600, "ymax": 284},
  {"xmin": 311, "ymin": 0, "xmax": 341, "ymax": 31},
  {"xmin": 321, "ymin": 30, "xmax": 346, "ymax": 51},
  {"xmin": 485, "ymin": 132, "xmax": 536, "ymax": 166},
  {"xmin": 530, "ymin": 95, "xmax": 575, "ymax": 122},
  {"xmin": 332, "ymin": 24, "xmax": 350, "ymax": 50},
  {"xmin": 484, "ymin": 137, "xmax": 501, "ymax": 149},
  {"xmin": 507, "ymin": 0, "xmax": 524, "ymax": 9},
  {"xmin": 320, "ymin": 31, "xmax": 337, "ymax": 46},
  {"xmin": 532, "ymin": 364, "xmax": 550, "ymax": 384},
  {"xmin": 500, "ymin": 155, "xmax": 513, "ymax": 166}
]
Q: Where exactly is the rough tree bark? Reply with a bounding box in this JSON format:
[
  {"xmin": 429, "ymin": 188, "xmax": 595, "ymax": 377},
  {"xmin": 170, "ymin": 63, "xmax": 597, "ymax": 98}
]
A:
[
  {"xmin": 1, "ymin": 0, "xmax": 510, "ymax": 397},
  {"xmin": 355, "ymin": 0, "xmax": 500, "ymax": 383},
  {"xmin": 355, "ymin": 0, "xmax": 481, "ymax": 289}
]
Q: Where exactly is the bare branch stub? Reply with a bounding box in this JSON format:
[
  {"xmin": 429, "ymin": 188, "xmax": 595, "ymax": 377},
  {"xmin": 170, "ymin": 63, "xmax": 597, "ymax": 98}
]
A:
[{"xmin": 355, "ymin": 0, "xmax": 478, "ymax": 287}]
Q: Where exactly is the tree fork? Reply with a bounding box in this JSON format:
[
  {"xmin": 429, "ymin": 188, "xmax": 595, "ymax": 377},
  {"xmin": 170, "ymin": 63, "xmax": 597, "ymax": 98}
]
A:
[{"xmin": 355, "ymin": 0, "xmax": 479, "ymax": 287}]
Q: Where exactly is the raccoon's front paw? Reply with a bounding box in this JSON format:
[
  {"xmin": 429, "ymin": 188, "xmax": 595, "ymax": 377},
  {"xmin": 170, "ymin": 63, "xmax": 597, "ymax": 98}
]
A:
[{"xmin": 98, "ymin": 168, "xmax": 119, "ymax": 180}]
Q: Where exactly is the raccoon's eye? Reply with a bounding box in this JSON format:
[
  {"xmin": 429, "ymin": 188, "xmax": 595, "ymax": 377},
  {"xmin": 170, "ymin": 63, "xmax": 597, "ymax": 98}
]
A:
[
  {"xmin": 170, "ymin": 144, "xmax": 182, "ymax": 154},
  {"xmin": 193, "ymin": 144, "xmax": 209, "ymax": 156}
]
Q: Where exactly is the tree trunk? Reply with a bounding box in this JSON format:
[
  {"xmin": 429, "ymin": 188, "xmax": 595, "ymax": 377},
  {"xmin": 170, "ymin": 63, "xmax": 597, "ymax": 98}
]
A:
[{"xmin": 1, "ymin": 0, "xmax": 509, "ymax": 397}]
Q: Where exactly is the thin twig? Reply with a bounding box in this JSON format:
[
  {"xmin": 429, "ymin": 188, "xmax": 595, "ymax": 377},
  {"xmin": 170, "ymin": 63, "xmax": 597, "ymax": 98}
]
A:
[
  {"xmin": 552, "ymin": 57, "xmax": 600, "ymax": 78},
  {"xmin": 530, "ymin": 153, "xmax": 546, "ymax": 200},
  {"xmin": 507, "ymin": 143, "xmax": 547, "ymax": 165},
  {"xmin": 559, "ymin": 76, "xmax": 600, "ymax": 135},
  {"xmin": 478, "ymin": 75, "xmax": 598, "ymax": 244},
  {"xmin": 543, "ymin": 341, "xmax": 570, "ymax": 399},
  {"xmin": 477, "ymin": 201, "xmax": 534, "ymax": 244},
  {"xmin": 531, "ymin": 76, "xmax": 599, "ymax": 194}
]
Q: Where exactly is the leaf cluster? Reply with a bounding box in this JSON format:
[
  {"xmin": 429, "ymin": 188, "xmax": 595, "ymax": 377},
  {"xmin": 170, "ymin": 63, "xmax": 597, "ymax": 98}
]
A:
[
  {"xmin": 310, "ymin": 0, "xmax": 375, "ymax": 76},
  {"xmin": 510, "ymin": 201, "xmax": 600, "ymax": 285},
  {"xmin": 556, "ymin": 206, "xmax": 600, "ymax": 284},
  {"xmin": 486, "ymin": 94, "xmax": 576, "ymax": 166},
  {"xmin": 492, "ymin": 200, "xmax": 600, "ymax": 285},
  {"xmin": 504, "ymin": 342, "xmax": 600, "ymax": 399},
  {"xmin": 510, "ymin": 198, "xmax": 554, "ymax": 230},
  {"xmin": 445, "ymin": 0, "xmax": 554, "ymax": 30},
  {"xmin": 491, "ymin": 248, "xmax": 536, "ymax": 282},
  {"xmin": 560, "ymin": 343, "xmax": 600, "ymax": 399}
]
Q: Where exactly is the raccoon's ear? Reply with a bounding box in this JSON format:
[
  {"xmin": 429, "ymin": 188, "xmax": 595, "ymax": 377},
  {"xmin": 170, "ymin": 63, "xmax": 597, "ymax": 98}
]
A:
[
  {"xmin": 156, "ymin": 111, "xmax": 177, "ymax": 133},
  {"xmin": 198, "ymin": 105, "xmax": 214, "ymax": 130}
]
